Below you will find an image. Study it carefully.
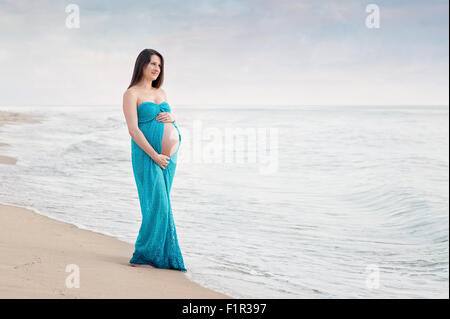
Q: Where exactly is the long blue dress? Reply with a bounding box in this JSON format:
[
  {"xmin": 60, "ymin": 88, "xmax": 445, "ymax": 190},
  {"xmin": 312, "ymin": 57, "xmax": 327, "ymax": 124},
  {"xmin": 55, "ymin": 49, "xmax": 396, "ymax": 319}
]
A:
[{"xmin": 129, "ymin": 101, "xmax": 187, "ymax": 272}]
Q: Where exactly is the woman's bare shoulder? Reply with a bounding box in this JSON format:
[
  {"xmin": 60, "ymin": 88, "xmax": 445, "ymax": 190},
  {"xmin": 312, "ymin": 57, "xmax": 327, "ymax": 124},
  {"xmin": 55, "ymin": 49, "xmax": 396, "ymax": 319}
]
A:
[
  {"xmin": 124, "ymin": 86, "xmax": 138, "ymax": 97},
  {"xmin": 123, "ymin": 87, "xmax": 139, "ymax": 109}
]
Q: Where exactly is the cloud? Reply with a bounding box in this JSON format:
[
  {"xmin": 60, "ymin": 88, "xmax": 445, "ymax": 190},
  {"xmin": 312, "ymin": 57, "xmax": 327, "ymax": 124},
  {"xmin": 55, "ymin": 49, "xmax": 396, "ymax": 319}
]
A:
[{"xmin": 0, "ymin": 0, "xmax": 448, "ymax": 107}]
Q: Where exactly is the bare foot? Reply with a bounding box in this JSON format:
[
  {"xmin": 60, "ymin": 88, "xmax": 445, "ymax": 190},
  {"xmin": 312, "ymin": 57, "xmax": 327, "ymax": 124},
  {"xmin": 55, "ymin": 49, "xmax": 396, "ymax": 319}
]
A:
[{"xmin": 130, "ymin": 263, "xmax": 154, "ymax": 268}]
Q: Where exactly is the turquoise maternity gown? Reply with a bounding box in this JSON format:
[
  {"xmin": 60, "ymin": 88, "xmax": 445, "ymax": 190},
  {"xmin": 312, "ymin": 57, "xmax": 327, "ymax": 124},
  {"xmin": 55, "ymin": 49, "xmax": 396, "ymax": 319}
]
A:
[{"xmin": 129, "ymin": 101, "xmax": 187, "ymax": 272}]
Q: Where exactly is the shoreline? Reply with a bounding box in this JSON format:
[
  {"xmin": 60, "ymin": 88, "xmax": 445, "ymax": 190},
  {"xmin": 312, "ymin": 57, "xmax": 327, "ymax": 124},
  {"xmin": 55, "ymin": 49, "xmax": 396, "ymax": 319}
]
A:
[
  {"xmin": 0, "ymin": 203, "xmax": 231, "ymax": 298},
  {"xmin": 0, "ymin": 110, "xmax": 232, "ymax": 299},
  {"xmin": 0, "ymin": 110, "xmax": 41, "ymax": 165}
]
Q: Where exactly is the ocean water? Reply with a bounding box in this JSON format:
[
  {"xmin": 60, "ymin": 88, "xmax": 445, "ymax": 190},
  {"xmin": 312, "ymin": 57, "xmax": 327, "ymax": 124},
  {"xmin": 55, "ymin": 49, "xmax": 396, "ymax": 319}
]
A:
[{"xmin": 0, "ymin": 104, "xmax": 448, "ymax": 298}]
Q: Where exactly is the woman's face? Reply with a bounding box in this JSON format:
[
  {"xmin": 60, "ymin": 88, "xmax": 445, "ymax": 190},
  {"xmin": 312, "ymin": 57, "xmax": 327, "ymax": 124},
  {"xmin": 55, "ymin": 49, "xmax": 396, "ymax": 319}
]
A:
[{"xmin": 145, "ymin": 55, "xmax": 161, "ymax": 80}]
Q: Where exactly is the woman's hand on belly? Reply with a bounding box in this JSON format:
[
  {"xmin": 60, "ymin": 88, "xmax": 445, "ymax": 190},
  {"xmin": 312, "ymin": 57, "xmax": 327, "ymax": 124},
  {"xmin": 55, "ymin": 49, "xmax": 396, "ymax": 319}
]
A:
[{"xmin": 156, "ymin": 112, "xmax": 175, "ymax": 123}]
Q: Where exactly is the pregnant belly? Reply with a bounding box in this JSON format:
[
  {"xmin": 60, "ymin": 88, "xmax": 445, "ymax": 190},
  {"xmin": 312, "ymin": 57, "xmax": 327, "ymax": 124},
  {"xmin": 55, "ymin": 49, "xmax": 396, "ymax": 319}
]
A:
[{"xmin": 161, "ymin": 123, "xmax": 180, "ymax": 157}]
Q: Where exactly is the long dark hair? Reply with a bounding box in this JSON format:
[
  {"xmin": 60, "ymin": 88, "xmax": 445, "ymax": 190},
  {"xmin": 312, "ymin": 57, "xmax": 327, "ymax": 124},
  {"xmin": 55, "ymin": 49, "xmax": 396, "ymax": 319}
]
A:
[{"xmin": 127, "ymin": 49, "xmax": 164, "ymax": 89}]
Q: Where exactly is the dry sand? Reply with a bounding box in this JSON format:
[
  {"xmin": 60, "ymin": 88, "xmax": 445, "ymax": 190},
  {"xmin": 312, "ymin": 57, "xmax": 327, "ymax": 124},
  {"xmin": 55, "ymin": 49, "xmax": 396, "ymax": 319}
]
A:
[
  {"xmin": 0, "ymin": 110, "xmax": 231, "ymax": 299},
  {"xmin": 0, "ymin": 204, "xmax": 231, "ymax": 299}
]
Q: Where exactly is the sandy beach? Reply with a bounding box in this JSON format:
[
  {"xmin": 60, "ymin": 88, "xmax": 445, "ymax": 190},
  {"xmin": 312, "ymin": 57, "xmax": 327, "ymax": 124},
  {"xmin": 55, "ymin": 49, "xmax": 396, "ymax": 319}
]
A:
[{"xmin": 0, "ymin": 110, "xmax": 231, "ymax": 299}]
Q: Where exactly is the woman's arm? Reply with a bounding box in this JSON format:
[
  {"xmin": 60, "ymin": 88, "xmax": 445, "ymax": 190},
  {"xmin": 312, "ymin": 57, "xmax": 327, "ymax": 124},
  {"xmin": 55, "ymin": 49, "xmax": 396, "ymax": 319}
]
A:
[{"xmin": 122, "ymin": 89, "xmax": 158, "ymax": 160}]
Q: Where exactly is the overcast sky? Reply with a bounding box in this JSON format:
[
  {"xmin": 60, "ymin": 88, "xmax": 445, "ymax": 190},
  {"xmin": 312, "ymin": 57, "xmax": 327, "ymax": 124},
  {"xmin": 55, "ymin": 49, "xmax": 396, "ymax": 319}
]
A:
[{"xmin": 0, "ymin": 0, "xmax": 448, "ymax": 108}]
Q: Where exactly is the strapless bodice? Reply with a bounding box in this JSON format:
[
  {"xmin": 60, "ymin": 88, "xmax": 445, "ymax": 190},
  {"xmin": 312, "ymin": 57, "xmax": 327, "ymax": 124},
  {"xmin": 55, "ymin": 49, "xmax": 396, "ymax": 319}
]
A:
[{"xmin": 137, "ymin": 101, "xmax": 171, "ymax": 124}]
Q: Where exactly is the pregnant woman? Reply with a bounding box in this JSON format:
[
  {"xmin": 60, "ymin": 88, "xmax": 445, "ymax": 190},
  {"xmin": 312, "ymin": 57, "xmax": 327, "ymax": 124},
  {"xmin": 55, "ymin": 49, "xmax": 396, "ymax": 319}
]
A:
[{"xmin": 122, "ymin": 48, "xmax": 186, "ymax": 272}]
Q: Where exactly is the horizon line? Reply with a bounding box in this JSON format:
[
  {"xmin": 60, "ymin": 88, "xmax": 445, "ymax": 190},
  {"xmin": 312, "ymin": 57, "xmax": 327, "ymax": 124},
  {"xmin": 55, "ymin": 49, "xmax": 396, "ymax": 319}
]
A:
[{"xmin": 1, "ymin": 104, "xmax": 449, "ymax": 108}]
